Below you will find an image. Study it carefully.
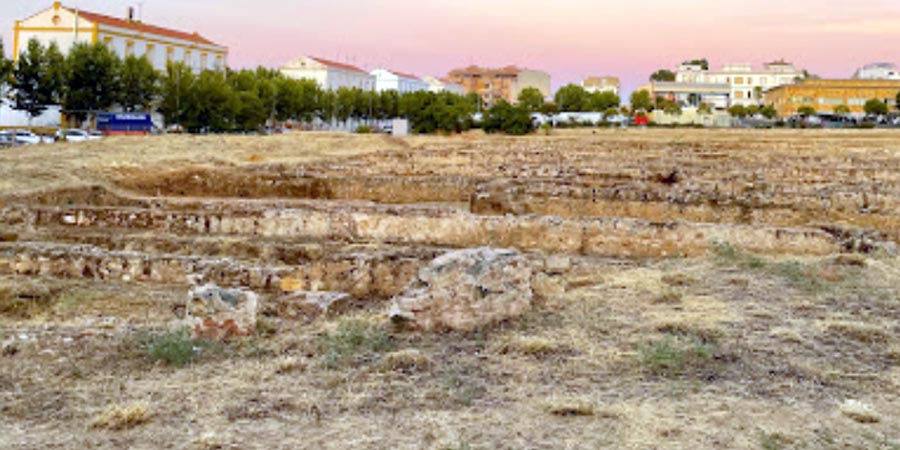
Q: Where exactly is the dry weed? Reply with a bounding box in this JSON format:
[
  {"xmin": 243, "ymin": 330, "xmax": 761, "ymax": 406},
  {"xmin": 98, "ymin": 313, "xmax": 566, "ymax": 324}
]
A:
[
  {"xmin": 545, "ymin": 398, "xmax": 595, "ymax": 417},
  {"xmin": 90, "ymin": 401, "xmax": 151, "ymax": 430}
]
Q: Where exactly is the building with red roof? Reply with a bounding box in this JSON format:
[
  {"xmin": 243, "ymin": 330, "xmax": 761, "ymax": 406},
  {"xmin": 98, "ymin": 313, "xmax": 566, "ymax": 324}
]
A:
[
  {"xmin": 280, "ymin": 56, "xmax": 375, "ymax": 91},
  {"xmin": 13, "ymin": 2, "xmax": 227, "ymax": 71},
  {"xmin": 370, "ymin": 68, "xmax": 429, "ymax": 93}
]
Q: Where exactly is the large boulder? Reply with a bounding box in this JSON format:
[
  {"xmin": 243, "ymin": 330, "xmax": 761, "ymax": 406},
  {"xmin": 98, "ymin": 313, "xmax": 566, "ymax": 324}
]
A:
[
  {"xmin": 389, "ymin": 248, "xmax": 533, "ymax": 331},
  {"xmin": 186, "ymin": 284, "xmax": 258, "ymax": 340}
]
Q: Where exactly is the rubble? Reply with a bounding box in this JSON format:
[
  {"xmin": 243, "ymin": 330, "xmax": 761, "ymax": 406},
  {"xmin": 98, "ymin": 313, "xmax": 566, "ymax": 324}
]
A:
[
  {"xmin": 185, "ymin": 284, "xmax": 259, "ymax": 340},
  {"xmin": 389, "ymin": 248, "xmax": 533, "ymax": 331}
]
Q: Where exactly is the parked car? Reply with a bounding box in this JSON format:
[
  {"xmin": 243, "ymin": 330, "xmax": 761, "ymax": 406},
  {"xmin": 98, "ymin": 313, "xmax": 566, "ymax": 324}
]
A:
[
  {"xmin": 57, "ymin": 129, "xmax": 102, "ymax": 142},
  {"xmin": 0, "ymin": 131, "xmax": 14, "ymax": 146},
  {"xmin": 9, "ymin": 129, "xmax": 42, "ymax": 145}
]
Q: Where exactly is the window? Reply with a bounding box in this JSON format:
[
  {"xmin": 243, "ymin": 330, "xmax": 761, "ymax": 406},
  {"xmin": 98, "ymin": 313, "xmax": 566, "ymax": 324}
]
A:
[
  {"xmin": 215, "ymin": 54, "xmax": 224, "ymax": 70},
  {"xmin": 819, "ymin": 98, "xmax": 844, "ymax": 105},
  {"xmin": 145, "ymin": 44, "xmax": 155, "ymax": 61},
  {"xmin": 735, "ymin": 91, "xmax": 744, "ymax": 99},
  {"xmin": 734, "ymin": 77, "xmax": 744, "ymax": 85}
]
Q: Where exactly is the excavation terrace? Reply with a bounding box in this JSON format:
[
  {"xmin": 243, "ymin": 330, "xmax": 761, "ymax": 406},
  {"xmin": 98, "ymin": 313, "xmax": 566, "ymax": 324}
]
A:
[{"xmin": 1, "ymin": 129, "xmax": 900, "ymax": 449}]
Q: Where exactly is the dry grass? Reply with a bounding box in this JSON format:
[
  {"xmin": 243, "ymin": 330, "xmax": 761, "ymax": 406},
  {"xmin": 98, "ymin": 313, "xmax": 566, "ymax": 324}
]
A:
[
  {"xmin": 2, "ymin": 130, "xmax": 900, "ymax": 449},
  {"xmin": 545, "ymin": 398, "xmax": 596, "ymax": 417},
  {"xmin": 90, "ymin": 401, "xmax": 151, "ymax": 430}
]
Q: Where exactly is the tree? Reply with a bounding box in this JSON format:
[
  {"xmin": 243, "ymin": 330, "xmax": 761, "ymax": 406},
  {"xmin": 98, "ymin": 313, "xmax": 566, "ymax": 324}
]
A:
[
  {"xmin": 398, "ymin": 91, "xmax": 474, "ymax": 134},
  {"xmin": 682, "ymin": 58, "xmax": 709, "ymax": 70},
  {"xmin": 834, "ymin": 104, "xmax": 851, "ymax": 116},
  {"xmin": 63, "ymin": 42, "xmax": 122, "ymax": 123},
  {"xmin": 517, "ymin": 87, "xmax": 544, "ymax": 112},
  {"xmin": 760, "ymin": 105, "xmax": 778, "ymax": 120},
  {"xmin": 746, "ymin": 105, "xmax": 760, "ymax": 118},
  {"xmin": 0, "ymin": 39, "xmax": 11, "ymax": 114},
  {"xmin": 650, "ymin": 69, "xmax": 676, "ymax": 82},
  {"xmin": 183, "ymin": 70, "xmax": 237, "ymax": 132},
  {"xmin": 43, "ymin": 42, "xmax": 66, "ymax": 105},
  {"xmin": 586, "ymin": 91, "xmax": 620, "ymax": 112},
  {"xmin": 0, "ymin": 39, "xmax": 11, "ymax": 87},
  {"xmin": 228, "ymin": 69, "xmax": 269, "ymax": 131},
  {"xmin": 897, "ymin": 92, "xmax": 900, "ymax": 112},
  {"xmin": 630, "ymin": 90, "xmax": 653, "ymax": 112},
  {"xmin": 554, "ymin": 84, "xmax": 588, "ymax": 112},
  {"xmin": 727, "ymin": 104, "xmax": 748, "ymax": 118},
  {"xmin": 697, "ymin": 103, "xmax": 712, "ymax": 115},
  {"xmin": 863, "ymin": 99, "xmax": 888, "ymax": 117},
  {"xmin": 377, "ymin": 89, "xmax": 400, "ymax": 119},
  {"xmin": 482, "ymin": 100, "xmax": 534, "ymax": 135},
  {"xmin": 796, "ymin": 105, "xmax": 816, "ymax": 117},
  {"xmin": 12, "ymin": 39, "xmax": 53, "ymax": 121},
  {"xmin": 663, "ymin": 102, "xmax": 682, "ymax": 116},
  {"xmin": 119, "ymin": 55, "xmax": 159, "ymax": 112},
  {"xmin": 539, "ymin": 102, "xmax": 559, "ymax": 116},
  {"xmin": 158, "ymin": 62, "xmax": 195, "ymax": 126}
]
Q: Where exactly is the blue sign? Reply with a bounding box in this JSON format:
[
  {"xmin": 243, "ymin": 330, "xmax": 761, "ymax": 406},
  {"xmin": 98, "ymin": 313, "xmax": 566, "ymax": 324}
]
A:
[{"xmin": 97, "ymin": 113, "xmax": 153, "ymax": 134}]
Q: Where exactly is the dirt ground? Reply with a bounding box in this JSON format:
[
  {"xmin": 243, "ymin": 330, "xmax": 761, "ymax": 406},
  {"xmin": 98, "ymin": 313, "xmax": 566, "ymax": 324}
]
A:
[{"xmin": 1, "ymin": 129, "xmax": 899, "ymax": 449}]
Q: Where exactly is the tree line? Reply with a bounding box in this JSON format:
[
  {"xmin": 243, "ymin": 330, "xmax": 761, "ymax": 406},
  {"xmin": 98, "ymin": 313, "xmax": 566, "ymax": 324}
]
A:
[{"xmin": 0, "ymin": 38, "xmax": 545, "ymax": 134}]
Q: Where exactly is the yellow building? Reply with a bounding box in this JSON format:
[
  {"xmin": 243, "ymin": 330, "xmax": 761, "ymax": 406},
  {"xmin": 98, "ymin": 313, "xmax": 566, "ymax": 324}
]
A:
[
  {"xmin": 765, "ymin": 79, "xmax": 900, "ymax": 117},
  {"xmin": 14, "ymin": 2, "xmax": 227, "ymax": 71},
  {"xmin": 447, "ymin": 66, "xmax": 551, "ymax": 106}
]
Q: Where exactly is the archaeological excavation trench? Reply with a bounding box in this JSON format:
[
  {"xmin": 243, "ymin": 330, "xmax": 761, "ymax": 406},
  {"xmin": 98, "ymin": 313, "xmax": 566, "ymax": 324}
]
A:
[{"xmin": 2, "ymin": 135, "xmax": 899, "ymax": 312}]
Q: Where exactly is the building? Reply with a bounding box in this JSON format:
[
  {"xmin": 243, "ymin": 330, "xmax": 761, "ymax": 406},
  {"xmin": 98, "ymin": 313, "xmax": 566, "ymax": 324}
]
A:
[
  {"xmin": 446, "ymin": 66, "xmax": 551, "ymax": 106},
  {"xmin": 648, "ymin": 82, "xmax": 731, "ymax": 109},
  {"xmin": 582, "ymin": 76, "xmax": 620, "ymax": 95},
  {"xmin": 668, "ymin": 61, "xmax": 805, "ymax": 107},
  {"xmin": 853, "ymin": 63, "xmax": 900, "ymax": 80},
  {"xmin": 764, "ymin": 79, "xmax": 900, "ymax": 117},
  {"xmin": 13, "ymin": 2, "xmax": 227, "ymax": 71},
  {"xmin": 280, "ymin": 56, "xmax": 375, "ymax": 91},
  {"xmin": 370, "ymin": 69, "xmax": 429, "ymax": 93},
  {"xmin": 422, "ymin": 76, "xmax": 465, "ymax": 95}
]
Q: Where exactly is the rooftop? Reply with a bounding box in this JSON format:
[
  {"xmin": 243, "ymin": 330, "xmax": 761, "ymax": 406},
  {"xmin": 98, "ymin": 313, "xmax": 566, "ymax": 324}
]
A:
[
  {"xmin": 309, "ymin": 57, "xmax": 368, "ymax": 74},
  {"xmin": 63, "ymin": 5, "xmax": 222, "ymax": 47}
]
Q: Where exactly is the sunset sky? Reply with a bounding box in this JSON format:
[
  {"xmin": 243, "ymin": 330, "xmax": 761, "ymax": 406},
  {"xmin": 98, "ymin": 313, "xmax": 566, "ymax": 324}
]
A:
[{"xmin": 4, "ymin": 0, "xmax": 900, "ymax": 95}]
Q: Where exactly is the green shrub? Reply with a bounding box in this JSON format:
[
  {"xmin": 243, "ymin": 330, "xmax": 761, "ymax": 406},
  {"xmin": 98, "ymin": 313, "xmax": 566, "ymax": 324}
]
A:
[
  {"xmin": 638, "ymin": 335, "xmax": 715, "ymax": 377},
  {"xmin": 482, "ymin": 101, "xmax": 535, "ymax": 135},
  {"xmin": 139, "ymin": 328, "xmax": 207, "ymax": 367},
  {"xmin": 318, "ymin": 319, "xmax": 394, "ymax": 368},
  {"xmin": 355, "ymin": 125, "xmax": 372, "ymax": 134}
]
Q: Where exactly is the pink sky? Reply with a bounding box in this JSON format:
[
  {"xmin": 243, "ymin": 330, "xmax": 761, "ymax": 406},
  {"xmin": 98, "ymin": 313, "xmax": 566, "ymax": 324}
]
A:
[{"xmin": 4, "ymin": 0, "xmax": 900, "ymax": 95}]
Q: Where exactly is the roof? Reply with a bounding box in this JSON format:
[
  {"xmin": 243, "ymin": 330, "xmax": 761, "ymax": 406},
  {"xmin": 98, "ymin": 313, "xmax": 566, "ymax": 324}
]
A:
[
  {"xmin": 65, "ymin": 6, "xmax": 223, "ymax": 47},
  {"xmin": 309, "ymin": 57, "xmax": 368, "ymax": 74},
  {"xmin": 769, "ymin": 79, "xmax": 900, "ymax": 90},
  {"xmin": 390, "ymin": 69, "xmax": 420, "ymax": 80},
  {"xmin": 583, "ymin": 76, "xmax": 620, "ymax": 87},
  {"xmin": 449, "ymin": 65, "xmax": 524, "ymax": 77}
]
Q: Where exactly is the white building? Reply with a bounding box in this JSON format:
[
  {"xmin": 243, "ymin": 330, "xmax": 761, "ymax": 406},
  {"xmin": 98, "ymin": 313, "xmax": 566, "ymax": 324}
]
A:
[
  {"xmin": 371, "ymin": 69, "xmax": 428, "ymax": 93},
  {"xmin": 13, "ymin": 2, "xmax": 227, "ymax": 72},
  {"xmin": 422, "ymin": 76, "xmax": 465, "ymax": 95},
  {"xmin": 674, "ymin": 61, "xmax": 804, "ymax": 107},
  {"xmin": 280, "ymin": 56, "xmax": 375, "ymax": 91},
  {"xmin": 853, "ymin": 63, "xmax": 900, "ymax": 80}
]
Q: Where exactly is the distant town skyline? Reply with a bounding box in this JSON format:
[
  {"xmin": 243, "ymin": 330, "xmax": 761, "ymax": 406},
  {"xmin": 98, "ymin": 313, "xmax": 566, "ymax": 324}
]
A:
[{"xmin": 4, "ymin": 0, "xmax": 900, "ymax": 96}]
